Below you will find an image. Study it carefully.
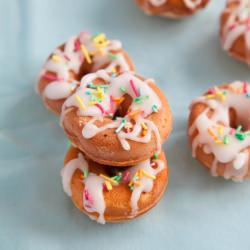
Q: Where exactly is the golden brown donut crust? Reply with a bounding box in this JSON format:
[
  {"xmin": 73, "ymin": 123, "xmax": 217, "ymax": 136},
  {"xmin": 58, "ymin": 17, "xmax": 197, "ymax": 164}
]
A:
[
  {"xmin": 61, "ymin": 80, "xmax": 173, "ymax": 167},
  {"xmin": 188, "ymin": 84, "xmax": 250, "ymax": 179},
  {"xmin": 220, "ymin": 1, "xmax": 249, "ymax": 64},
  {"xmin": 64, "ymin": 146, "xmax": 168, "ymax": 222},
  {"xmin": 37, "ymin": 47, "xmax": 134, "ymax": 115},
  {"xmin": 135, "ymin": 0, "xmax": 210, "ymax": 18}
]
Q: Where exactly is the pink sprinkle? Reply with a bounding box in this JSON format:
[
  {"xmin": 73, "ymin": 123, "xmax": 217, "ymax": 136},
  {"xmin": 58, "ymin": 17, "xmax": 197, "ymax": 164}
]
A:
[
  {"xmin": 95, "ymin": 103, "xmax": 105, "ymax": 114},
  {"xmin": 243, "ymin": 81, "xmax": 248, "ymax": 93},
  {"xmin": 130, "ymin": 79, "xmax": 140, "ymax": 97},
  {"xmin": 64, "ymin": 55, "xmax": 71, "ymax": 61},
  {"xmin": 228, "ymin": 24, "xmax": 236, "ymax": 31},
  {"xmin": 208, "ymin": 88, "xmax": 215, "ymax": 94},
  {"xmin": 74, "ymin": 38, "xmax": 81, "ymax": 51},
  {"xmin": 84, "ymin": 189, "xmax": 93, "ymax": 204},
  {"xmin": 42, "ymin": 73, "xmax": 63, "ymax": 81},
  {"xmin": 229, "ymin": 128, "xmax": 235, "ymax": 135},
  {"xmin": 123, "ymin": 171, "xmax": 130, "ymax": 182}
]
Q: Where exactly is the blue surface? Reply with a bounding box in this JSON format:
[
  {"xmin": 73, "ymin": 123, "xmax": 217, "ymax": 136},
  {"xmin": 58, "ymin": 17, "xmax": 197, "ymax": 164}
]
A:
[{"xmin": 1, "ymin": 0, "xmax": 250, "ymax": 249}]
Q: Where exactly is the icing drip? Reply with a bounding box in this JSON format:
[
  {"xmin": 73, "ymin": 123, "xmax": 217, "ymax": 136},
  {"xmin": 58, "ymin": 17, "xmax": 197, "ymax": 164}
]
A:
[
  {"xmin": 148, "ymin": 0, "xmax": 202, "ymax": 9},
  {"xmin": 62, "ymin": 70, "xmax": 162, "ymax": 153},
  {"xmin": 221, "ymin": 0, "xmax": 250, "ymax": 63},
  {"xmin": 61, "ymin": 152, "xmax": 165, "ymax": 223},
  {"xmin": 128, "ymin": 159, "xmax": 165, "ymax": 216},
  {"xmin": 189, "ymin": 81, "xmax": 250, "ymax": 181},
  {"xmin": 38, "ymin": 32, "xmax": 131, "ymax": 101},
  {"xmin": 61, "ymin": 153, "xmax": 105, "ymax": 224}
]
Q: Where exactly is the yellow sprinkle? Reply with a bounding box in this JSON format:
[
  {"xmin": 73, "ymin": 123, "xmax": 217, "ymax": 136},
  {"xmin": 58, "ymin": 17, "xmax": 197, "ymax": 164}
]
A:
[
  {"xmin": 208, "ymin": 128, "xmax": 218, "ymax": 141},
  {"xmin": 94, "ymin": 87, "xmax": 105, "ymax": 100},
  {"xmin": 105, "ymin": 181, "xmax": 113, "ymax": 191},
  {"xmin": 206, "ymin": 94, "xmax": 216, "ymax": 99},
  {"xmin": 93, "ymin": 33, "xmax": 109, "ymax": 48},
  {"xmin": 125, "ymin": 122, "xmax": 133, "ymax": 129},
  {"xmin": 133, "ymin": 181, "xmax": 141, "ymax": 187},
  {"xmin": 51, "ymin": 54, "xmax": 61, "ymax": 62},
  {"xmin": 80, "ymin": 44, "xmax": 92, "ymax": 64},
  {"xmin": 100, "ymin": 174, "xmax": 118, "ymax": 185},
  {"xmin": 215, "ymin": 140, "xmax": 223, "ymax": 144},
  {"xmin": 141, "ymin": 169, "xmax": 156, "ymax": 180},
  {"xmin": 141, "ymin": 122, "xmax": 148, "ymax": 130},
  {"xmin": 217, "ymin": 125, "xmax": 224, "ymax": 136},
  {"xmin": 111, "ymin": 67, "xmax": 117, "ymax": 73},
  {"xmin": 75, "ymin": 95, "xmax": 87, "ymax": 110}
]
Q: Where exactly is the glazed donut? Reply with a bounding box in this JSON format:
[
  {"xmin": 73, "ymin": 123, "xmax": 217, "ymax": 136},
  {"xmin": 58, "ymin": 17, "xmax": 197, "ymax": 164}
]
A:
[
  {"xmin": 60, "ymin": 70, "xmax": 172, "ymax": 166},
  {"xmin": 188, "ymin": 81, "xmax": 250, "ymax": 181},
  {"xmin": 135, "ymin": 0, "xmax": 210, "ymax": 18},
  {"xmin": 61, "ymin": 146, "xmax": 168, "ymax": 224},
  {"xmin": 220, "ymin": 0, "xmax": 250, "ymax": 65},
  {"xmin": 37, "ymin": 31, "xmax": 134, "ymax": 115}
]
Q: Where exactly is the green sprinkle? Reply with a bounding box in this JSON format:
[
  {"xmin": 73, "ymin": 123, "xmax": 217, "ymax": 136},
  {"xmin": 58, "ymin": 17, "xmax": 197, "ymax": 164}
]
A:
[
  {"xmin": 243, "ymin": 131, "xmax": 250, "ymax": 136},
  {"xmin": 88, "ymin": 83, "xmax": 108, "ymax": 89},
  {"xmin": 120, "ymin": 86, "xmax": 126, "ymax": 93},
  {"xmin": 153, "ymin": 153, "xmax": 158, "ymax": 159},
  {"xmin": 85, "ymin": 91, "xmax": 91, "ymax": 95},
  {"xmin": 115, "ymin": 119, "xmax": 126, "ymax": 134},
  {"xmin": 235, "ymin": 133, "xmax": 245, "ymax": 141},
  {"xmin": 84, "ymin": 170, "xmax": 89, "ymax": 178},
  {"xmin": 152, "ymin": 104, "xmax": 158, "ymax": 113},
  {"xmin": 236, "ymin": 125, "xmax": 242, "ymax": 133},
  {"xmin": 108, "ymin": 53, "xmax": 118, "ymax": 60},
  {"xmin": 223, "ymin": 135, "xmax": 229, "ymax": 145}
]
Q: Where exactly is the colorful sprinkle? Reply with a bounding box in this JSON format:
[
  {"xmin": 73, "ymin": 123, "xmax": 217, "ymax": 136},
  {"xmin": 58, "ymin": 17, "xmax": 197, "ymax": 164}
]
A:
[
  {"xmin": 51, "ymin": 54, "xmax": 62, "ymax": 62},
  {"xmin": 80, "ymin": 44, "xmax": 92, "ymax": 64},
  {"xmin": 152, "ymin": 104, "xmax": 158, "ymax": 113},
  {"xmin": 95, "ymin": 103, "xmax": 105, "ymax": 114},
  {"xmin": 130, "ymin": 79, "xmax": 140, "ymax": 97},
  {"xmin": 42, "ymin": 73, "xmax": 63, "ymax": 81},
  {"xmin": 115, "ymin": 119, "xmax": 127, "ymax": 133},
  {"xmin": 100, "ymin": 174, "xmax": 118, "ymax": 185},
  {"xmin": 75, "ymin": 95, "xmax": 87, "ymax": 110}
]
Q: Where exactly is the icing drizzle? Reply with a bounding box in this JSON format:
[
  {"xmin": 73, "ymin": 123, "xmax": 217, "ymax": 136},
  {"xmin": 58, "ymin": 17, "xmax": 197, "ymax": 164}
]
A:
[
  {"xmin": 38, "ymin": 32, "xmax": 131, "ymax": 101},
  {"xmin": 221, "ymin": 0, "xmax": 250, "ymax": 63},
  {"xmin": 61, "ymin": 152, "xmax": 165, "ymax": 224},
  {"xmin": 61, "ymin": 70, "xmax": 162, "ymax": 153},
  {"xmin": 189, "ymin": 81, "xmax": 250, "ymax": 181}
]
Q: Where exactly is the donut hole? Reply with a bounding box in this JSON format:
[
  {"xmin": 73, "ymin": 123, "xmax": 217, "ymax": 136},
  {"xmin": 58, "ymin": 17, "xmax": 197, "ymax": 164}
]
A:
[
  {"xmin": 229, "ymin": 107, "xmax": 249, "ymax": 131},
  {"xmin": 113, "ymin": 94, "xmax": 133, "ymax": 119}
]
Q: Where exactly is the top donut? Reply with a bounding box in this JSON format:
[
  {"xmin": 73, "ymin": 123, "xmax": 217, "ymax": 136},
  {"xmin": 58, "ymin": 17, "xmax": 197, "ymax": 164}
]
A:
[
  {"xmin": 135, "ymin": 0, "xmax": 210, "ymax": 18},
  {"xmin": 37, "ymin": 31, "xmax": 134, "ymax": 115},
  {"xmin": 60, "ymin": 70, "xmax": 173, "ymax": 166}
]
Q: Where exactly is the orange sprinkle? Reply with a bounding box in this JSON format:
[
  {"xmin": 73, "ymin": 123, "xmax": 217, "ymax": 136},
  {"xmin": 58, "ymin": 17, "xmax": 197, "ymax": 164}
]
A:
[{"xmin": 128, "ymin": 109, "xmax": 142, "ymax": 118}]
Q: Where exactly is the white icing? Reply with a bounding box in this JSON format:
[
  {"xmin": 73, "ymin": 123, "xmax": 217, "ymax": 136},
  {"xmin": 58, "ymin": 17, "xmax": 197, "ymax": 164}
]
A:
[
  {"xmin": 61, "ymin": 152, "xmax": 165, "ymax": 223},
  {"xmin": 128, "ymin": 159, "xmax": 165, "ymax": 216},
  {"xmin": 189, "ymin": 81, "xmax": 250, "ymax": 181},
  {"xmin": 61, "ymin": 70, "xmax": 162, "ymax": 153},
  {"xmin": 221, "ymin": 0, "xmax": 250, "ymax": 63},
  {"xmin": 148, "ymin": 0, "xmax": 202, "ymax": 9},
  {"xmin": 38, "ymin": 32, "xmax": 131, "ymax": 101}
]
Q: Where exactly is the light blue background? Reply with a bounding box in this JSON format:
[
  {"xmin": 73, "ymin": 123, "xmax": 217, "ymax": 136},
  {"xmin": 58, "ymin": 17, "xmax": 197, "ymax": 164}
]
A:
[{"xmin": 1, "ymin": 0, "xmax": 250, "ymax": 249}]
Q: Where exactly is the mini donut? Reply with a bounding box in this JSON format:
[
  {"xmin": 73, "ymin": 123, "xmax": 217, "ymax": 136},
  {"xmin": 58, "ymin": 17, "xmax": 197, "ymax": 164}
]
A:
[
  {"xmin": 188, "ymin": 81, "xmax": 250, "ymax": 181},
  {"xmin": 37, "ymin": 31, "xmax": 134, "ymax": 115},
  {"xmin": 61, "ymin": 146, "xmax": 168, "ymax": 224},
  {"xmin": 60, "ymin": 70, "xmax": 172, "ymax": 166},
  {"xmin": 220, "ymin": 0, "xmax": 250, "ymax": 65},
  {"xmin": 135, "ymin": 0, "xmax": 210, "ymax": 18}
]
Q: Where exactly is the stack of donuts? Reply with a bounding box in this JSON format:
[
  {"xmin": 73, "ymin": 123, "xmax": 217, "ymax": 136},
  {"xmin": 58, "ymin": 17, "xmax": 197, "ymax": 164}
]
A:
[{"xmin": 37, "ymin": 31, "xmax": 173, "ymax": 223}]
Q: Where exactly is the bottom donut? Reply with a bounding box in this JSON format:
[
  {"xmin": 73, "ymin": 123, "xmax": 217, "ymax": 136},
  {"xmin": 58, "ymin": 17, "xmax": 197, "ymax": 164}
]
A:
[{"xmin": 61, "ymin": 146, "xmax": 168, "ymax": 224}]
